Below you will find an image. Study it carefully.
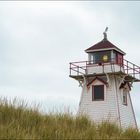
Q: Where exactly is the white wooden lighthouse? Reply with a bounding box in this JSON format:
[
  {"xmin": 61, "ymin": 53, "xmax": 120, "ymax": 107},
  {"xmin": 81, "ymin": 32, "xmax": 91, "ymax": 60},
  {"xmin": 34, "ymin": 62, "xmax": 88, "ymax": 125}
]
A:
[{"xmin": 69, "ymin": 28, "xmax": 140, "ymax": 129}]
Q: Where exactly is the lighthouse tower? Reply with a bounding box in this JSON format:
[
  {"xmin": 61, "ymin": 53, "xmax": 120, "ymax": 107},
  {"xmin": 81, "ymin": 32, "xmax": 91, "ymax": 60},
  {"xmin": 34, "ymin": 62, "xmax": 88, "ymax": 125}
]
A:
[{"xmin": 69, "ymin": 28, "xmax": 140, "ymax": 129}]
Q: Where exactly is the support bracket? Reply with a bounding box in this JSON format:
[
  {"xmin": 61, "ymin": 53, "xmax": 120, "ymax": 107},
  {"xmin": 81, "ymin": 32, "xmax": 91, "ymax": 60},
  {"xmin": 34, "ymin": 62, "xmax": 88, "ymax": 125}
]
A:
[
  {"xmin": 130, "ymin": 79, "xmax": 135, "ymax": 87},
  {"xmin": 118, "ymin": 75, "xmax": 126, "ymax": 87},
  {"xmin": 105, "ymin": 73, "xmax": 110, "ymax": 87},
  {"xmin": 82, "ymin": 74, "xmax": 87, "ymax": 86},
  {"xmin": 78, "ymin": 75, "xmax": 87, "ymax": 87},
  {"xmin": 78, "ymin": 80, "xmax": 83, "ymax": 87}
]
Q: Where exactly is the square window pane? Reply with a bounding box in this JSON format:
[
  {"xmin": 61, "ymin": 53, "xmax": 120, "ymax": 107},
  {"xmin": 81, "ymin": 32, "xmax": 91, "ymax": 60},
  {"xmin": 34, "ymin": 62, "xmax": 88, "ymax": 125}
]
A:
[{"xmin": 92, "ymin": 85, "xmax": 104, "ymax": 101}]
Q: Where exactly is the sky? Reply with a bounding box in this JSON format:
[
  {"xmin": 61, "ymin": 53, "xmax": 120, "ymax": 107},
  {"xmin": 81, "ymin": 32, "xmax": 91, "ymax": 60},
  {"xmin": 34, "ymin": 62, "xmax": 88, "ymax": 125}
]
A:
[{"xmin": 0, "ymin": 1, "xmax": 140, "ymax": 127}]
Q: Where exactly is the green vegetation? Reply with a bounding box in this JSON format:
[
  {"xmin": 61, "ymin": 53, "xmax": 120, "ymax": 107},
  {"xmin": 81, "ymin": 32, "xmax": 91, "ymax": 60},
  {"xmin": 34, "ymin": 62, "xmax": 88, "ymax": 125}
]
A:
[{"xmin": 0, "ymin": 98, "xmax": 140, "ymax": 139}]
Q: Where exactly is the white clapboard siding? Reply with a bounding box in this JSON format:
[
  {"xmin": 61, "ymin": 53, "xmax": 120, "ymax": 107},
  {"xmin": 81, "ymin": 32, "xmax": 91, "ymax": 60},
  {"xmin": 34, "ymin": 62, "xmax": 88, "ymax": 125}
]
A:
[
  {"xmin": 78, "ymin": 75, "xmax": 137, "ymax": 128},
  {"xmin": 87, "ymin": 64, "xmax": 124, "ymax": 75}
]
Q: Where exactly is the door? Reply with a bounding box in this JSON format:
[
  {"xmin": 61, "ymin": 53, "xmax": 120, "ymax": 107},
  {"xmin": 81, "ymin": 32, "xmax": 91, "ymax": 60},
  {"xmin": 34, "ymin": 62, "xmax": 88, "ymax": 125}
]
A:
[{"xmin": 117, "ymin": 53, "xmax": 123, "ymax": 66}]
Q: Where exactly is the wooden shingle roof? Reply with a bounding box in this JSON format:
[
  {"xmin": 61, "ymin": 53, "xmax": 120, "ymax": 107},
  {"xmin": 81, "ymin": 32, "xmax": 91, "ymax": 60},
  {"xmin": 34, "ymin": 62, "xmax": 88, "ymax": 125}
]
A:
[{"xmin": 85, "ymin": 39, "xmax": 126, "ymax": 55}]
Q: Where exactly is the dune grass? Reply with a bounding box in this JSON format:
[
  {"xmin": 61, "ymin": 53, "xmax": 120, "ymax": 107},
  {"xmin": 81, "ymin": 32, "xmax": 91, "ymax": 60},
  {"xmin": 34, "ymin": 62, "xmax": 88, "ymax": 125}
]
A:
[{"xmin": 0, "ymin": 98, "xmax": 140, "ymax": 139}]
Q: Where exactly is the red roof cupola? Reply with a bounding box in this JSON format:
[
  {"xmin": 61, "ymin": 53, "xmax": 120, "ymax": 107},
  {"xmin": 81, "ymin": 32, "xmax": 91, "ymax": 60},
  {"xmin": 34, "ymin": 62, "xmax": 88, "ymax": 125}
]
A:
[
  {"xmin": 85, "ymin": 27, "xmax": 125, "ymax": 65},
  {"xmin": 85, "ymin": 27, "xmax": 125, "ymax": 55},
  {"xmin": 85, "ymin": 39, "xmax": 125, "ymax": 55}
]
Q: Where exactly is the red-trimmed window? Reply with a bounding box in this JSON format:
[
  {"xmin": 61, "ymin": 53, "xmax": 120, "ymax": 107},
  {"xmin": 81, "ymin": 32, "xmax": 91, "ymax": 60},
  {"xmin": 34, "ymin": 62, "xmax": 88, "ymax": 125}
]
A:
[{"xmin": 92, "ymin": 85, "xmax": 104, "ymax": 101}]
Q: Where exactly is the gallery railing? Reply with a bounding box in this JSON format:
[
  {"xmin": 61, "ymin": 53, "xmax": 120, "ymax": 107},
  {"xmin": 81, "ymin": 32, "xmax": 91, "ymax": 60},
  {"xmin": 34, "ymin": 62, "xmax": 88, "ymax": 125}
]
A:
[{"xmin": 69, "ymin": 58, "xmax": 140, "ymax": 81}]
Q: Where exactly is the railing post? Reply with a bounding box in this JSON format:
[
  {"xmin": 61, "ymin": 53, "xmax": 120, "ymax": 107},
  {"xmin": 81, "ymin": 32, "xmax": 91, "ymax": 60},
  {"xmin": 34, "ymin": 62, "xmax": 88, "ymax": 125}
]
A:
[
  {"xmin": 70, "ymin": 63, "xmax": 71, "ymax": 76},
  {"xmin": 120, "ymin": 58, "xmax": 121, "ymax": 71},
  {"xmin": 122, "ymin": 59, "xmax": 124, "ymax": 72},
  {"xmin": 139, "ymin": 67, "xmax": 140, "ymax": 80},
  {"xmin": 133, "ymin": 64, "xmax": 135, "ymax": 78},
  {"xmin": 102, "ymin": 63, "xmax": 104, "ymax": 73},
  {"xmin": 77, "ymin": 66, "xmax": 79, "ymax": 75},
  {"xmin": 127, "ymin": 60, "xmax": 128, "ymax": 74},
  {"xmin": 86, "ymin": 61, "xmax": 87, "ymax": 75}
]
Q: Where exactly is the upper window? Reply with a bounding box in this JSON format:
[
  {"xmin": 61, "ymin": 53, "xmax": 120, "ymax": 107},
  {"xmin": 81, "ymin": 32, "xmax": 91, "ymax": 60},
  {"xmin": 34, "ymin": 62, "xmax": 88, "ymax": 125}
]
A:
[
  {"xmin": 92, "ymin": 51, "xmax": 111, "ymax": 64},
  {"xmin": 122, "ymin": 90, "xmax": 127, "ymax": 105},
  {"xmin": 92, "ymin": 85, "xmax": 104, "ymax": 101}
]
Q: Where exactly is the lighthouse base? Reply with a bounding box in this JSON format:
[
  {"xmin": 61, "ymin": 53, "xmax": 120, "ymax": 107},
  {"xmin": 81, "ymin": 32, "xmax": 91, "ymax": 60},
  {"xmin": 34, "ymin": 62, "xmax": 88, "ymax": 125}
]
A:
[{"xmin": 78, "ymin": 75, "xmax": 137, "ymax": 129}]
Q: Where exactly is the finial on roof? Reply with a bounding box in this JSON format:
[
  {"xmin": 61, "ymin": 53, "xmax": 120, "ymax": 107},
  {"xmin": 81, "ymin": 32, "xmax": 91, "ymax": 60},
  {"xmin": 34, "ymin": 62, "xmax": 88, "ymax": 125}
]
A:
[{"xmin": 103, "ymin": 27, "xmax": 108, "ymax": 40}]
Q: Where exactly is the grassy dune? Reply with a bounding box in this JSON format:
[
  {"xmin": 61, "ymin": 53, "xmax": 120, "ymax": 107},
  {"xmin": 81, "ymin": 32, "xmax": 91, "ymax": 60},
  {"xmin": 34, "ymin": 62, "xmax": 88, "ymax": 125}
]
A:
[{"xmin": 0, "ymin": 98, "xmax": 140, "ymax": 139}]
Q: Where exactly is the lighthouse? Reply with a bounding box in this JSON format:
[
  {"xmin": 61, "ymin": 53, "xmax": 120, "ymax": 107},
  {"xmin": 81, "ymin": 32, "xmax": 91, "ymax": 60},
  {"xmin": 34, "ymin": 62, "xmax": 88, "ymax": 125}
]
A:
[{"xmin": 69, "ymin": 28, "xmax": 140, "ymax": 129}]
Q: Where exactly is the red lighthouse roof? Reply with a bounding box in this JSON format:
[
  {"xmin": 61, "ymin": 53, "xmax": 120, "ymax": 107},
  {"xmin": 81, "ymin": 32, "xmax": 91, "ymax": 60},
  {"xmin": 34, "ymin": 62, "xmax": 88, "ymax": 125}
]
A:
[
  {"xmin": 85, "ymin": 39, "xmax": 126, "ymax": 55},
  {"xmin": 85, "ymin": 27, "xmax": 125, "ymax": 55}
]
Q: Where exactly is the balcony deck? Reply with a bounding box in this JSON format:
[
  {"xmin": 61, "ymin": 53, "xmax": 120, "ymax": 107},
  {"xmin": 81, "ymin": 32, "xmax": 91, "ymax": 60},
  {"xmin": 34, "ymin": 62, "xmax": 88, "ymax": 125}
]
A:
[{"xmin": 69, "ymin": 59, "xmax": 140, "ymax": 82}]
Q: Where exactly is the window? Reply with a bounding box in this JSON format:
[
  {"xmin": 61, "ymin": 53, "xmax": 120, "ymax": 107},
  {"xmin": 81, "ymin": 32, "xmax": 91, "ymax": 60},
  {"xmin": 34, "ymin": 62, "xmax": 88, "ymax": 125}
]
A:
[
  {"xmin": 112, "ymin": 51, "xmax": 117, "ymax": 63},
  {"xmin": 92, "ymin": 85, "xmax": 104, "ymax": 101},
  {"xmin": 122, "ymin": 90, "xmax": 127, "ymax": 105},
  {"xmin": 88, "ymin": 54, "xmax": 95, "ymax": 64},
  {"xmin": 90, "ymin": 54, "xmax": 94, "ymax": 64},
  {"xmin": 92, "ymin": 51, "xmax": 111, "ymax": 64}
]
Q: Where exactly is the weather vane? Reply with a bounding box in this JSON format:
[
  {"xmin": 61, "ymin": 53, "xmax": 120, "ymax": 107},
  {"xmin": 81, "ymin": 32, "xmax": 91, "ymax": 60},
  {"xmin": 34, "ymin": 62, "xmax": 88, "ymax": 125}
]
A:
[{"xmin": 103, "ymin": 27, "xmax": 108, "ymax": 40}]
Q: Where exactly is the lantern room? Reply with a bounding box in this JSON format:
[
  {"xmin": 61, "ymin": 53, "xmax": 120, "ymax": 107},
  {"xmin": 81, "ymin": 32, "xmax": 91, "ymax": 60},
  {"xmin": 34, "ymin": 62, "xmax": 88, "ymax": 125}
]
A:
[
  {"xmin": 83, "ymin": 30, "xmax": 127, "ymax": 75},
  {"xmin": 69, "ymin": 28, "xmax": 140, "ymax": 82},
  {"xmin": 85, "ymin": 38, "xmax": 125, "ymax": 66},
  {"xmin": 84, "ymin": 36, "xmax": 126, "ymax": 75}
]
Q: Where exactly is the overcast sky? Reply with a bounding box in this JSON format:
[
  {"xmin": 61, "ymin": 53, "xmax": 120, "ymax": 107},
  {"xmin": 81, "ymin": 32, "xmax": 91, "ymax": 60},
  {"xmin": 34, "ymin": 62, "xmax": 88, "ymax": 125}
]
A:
[{"xmin": 0, "ymin": 1, "xmax": 140, "ymax": 127}]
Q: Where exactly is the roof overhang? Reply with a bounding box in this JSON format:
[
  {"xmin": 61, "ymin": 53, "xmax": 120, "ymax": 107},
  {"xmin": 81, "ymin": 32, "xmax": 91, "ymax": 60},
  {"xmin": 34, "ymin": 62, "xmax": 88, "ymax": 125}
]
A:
[{"xmin": 85, "ymin": 48, "xmax": 126, "ymax": 55}]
